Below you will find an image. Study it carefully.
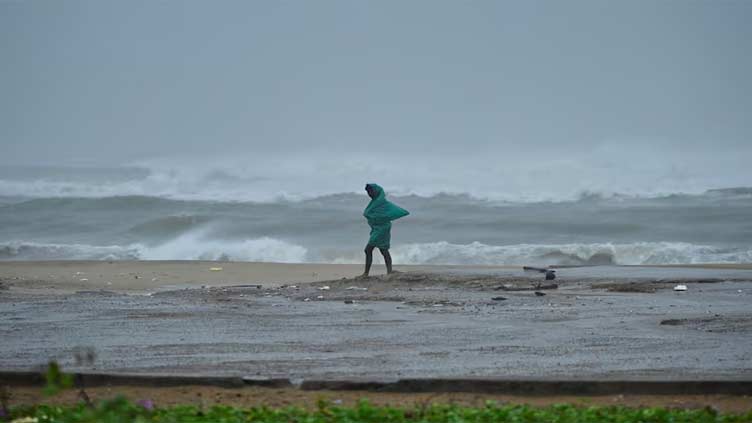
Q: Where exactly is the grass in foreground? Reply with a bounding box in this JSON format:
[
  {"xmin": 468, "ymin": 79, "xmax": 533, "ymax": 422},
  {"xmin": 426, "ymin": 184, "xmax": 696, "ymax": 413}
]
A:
[{"xmin": 5, "ymin": 397, "xmax": 752, "ymax": 423}]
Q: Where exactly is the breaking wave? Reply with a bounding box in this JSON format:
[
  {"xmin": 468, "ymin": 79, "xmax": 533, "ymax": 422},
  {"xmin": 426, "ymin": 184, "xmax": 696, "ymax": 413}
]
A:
[
  {"xmin": 0, "ymin": 236, "xmax": 308, "ymax": 263},
  {"xmin": 137, "ymin": 231, "xmax": 308, "ymax": 262},
  {"xmin": 2, "ymin": 238, "xmax": 749, "ymax": 265},
  {"xmin": 0, "ymin": 242, "xmax": 142, "ymax": 261},
  {"xmin": 335, "ymin": 241, "xmax": 752, "ymax": 266},
  {"xmin": 3, "ymin": 146, "xmax": 751, "ymax": 203}
]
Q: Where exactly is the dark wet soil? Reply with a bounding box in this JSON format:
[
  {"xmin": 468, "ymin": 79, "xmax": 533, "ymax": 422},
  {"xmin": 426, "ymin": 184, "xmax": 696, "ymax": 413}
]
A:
[{"xmin": 6, "ymin": 385, "xmax": 752, "ymax": 414}]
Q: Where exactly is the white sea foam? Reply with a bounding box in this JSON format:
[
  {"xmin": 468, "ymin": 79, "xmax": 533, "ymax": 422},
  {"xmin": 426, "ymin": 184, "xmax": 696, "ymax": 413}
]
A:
[
  {"xmin": 334, "ymin": 241, "xmax": 752, "ymax": 266},
  {"xmin": 0, "ymin": 241, "xmax": 142, "ymax": 261},
  {"xmin": 137, "ymin": 230, "xmax": 308, "ymax": 262},
  {"xmin": 0, "ymin": 236, "xmax": 308, "ymax": 263},
  {"xmin": 2, "ymin": 238, "xmax": 749, "ymax": 265}
]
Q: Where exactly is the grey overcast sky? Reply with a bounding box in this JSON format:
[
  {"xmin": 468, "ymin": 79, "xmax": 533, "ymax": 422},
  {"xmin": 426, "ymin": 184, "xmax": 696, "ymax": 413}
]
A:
[{"xmin": 1, "ymin": 0, "xmax": 751, "ymax": 165}]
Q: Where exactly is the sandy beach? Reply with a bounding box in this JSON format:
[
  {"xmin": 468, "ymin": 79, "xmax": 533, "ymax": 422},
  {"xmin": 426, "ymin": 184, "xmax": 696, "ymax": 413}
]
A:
[
  {"xmin": 2, "ymin": 261, "xmax": 751, "ymax": 382},
  {"xmin": 0, "ymin": 261, "xmax": 377, "ymax": 293},
  {"xmin": 2, "ymin": 260, "xmax": 750, "ymax": 294}
]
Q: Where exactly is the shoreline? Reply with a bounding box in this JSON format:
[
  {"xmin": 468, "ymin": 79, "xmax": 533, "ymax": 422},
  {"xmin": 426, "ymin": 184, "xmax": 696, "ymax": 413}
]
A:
[{"xmin": 1, "ymin": 260, "xmax": 751, "ymax": 294}]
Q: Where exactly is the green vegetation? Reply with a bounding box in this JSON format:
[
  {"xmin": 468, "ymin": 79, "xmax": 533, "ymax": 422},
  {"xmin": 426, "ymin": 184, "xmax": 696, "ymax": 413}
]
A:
[
  {"xmin": 3, "ymin": 364, "xmax": 747, "ymax": 422},
  {"xmin": 42, "ymin": 362, "xmax": 74, "ymax": 397},
  {"xmin": 5, "ymin": 398, "xmax": 752, "ymax": 423}
]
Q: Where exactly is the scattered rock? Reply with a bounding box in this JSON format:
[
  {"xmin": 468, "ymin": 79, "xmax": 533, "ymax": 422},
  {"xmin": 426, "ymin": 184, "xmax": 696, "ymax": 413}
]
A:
[
  {"xmin": 534, "ymin": 291, "xmax": 546, "ymax": 297},
  {"xmin": 399, "ymin": 274, "xmax": 428, "ymax": 282},
  {"xmin": 344, "ymin": 300, "xmax": 354, "ymax": 304},
  {"xmin": 660, "ymin": 319, "xmax": 683, "ymax": 326},
  {"xmin": 499, "ymin": 283, "xmax": 558, "ymax": 291},
  {"xmin": 591, "ymin": 282, "xmax": 657, "ymax": 293},
  {"xmin": 491, "ymin": 296, "xmax": 507, "ymax": 301},
  {"xmin": 658, "ymin": 316, "xmax": 752, "ymax": 333},
  {"xmin": 658, "ymin": 278, "xmax": 724, "ymax": 284},
  {"xmin": 74, "ymin": 290, "xmax": 118, "ymax": 296}
]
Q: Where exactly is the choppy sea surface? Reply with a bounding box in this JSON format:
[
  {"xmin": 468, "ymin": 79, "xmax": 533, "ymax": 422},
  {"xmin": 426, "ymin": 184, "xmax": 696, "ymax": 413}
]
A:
[{"xmin": 0, "ymin": 163, "xmax": 750, "ymax": 265}]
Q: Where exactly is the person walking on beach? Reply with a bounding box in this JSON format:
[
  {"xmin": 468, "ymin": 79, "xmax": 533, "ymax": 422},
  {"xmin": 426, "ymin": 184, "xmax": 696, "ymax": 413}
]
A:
[{"xmin": 361, "ymin": 183, "xmax": 409, "ymax": 277}]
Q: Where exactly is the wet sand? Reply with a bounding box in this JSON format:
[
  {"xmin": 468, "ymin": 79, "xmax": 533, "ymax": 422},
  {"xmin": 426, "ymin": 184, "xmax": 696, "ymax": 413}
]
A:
[
  {"xmin": 1, "ymin": 260, "xmax": 749, "ymax": 294},
  {"xmin": 1, "ymin": 261, "xmax": 751, "ymax": 381},
  {"xmin": 0, "ymin": 261, "xmax": 376, "ymax": 293}
]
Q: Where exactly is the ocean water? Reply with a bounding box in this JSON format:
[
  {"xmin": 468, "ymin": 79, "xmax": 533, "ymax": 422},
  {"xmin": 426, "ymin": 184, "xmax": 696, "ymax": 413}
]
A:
[{"xmin": 0, "ymin": 159, "xmax": 751, "ymax": 265}]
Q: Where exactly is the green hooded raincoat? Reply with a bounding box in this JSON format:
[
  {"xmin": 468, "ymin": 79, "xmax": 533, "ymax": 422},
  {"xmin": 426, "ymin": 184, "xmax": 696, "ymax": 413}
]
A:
[{"xmin": 363, "ymin": 183, "xmax": 409, "ymax": 249}]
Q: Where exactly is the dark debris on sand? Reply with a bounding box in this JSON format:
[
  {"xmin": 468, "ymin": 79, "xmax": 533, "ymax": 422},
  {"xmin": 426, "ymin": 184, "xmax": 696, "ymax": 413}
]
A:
[{"xmin": 591, "ymin": 282, "xmax": 661, "ymax": 293}]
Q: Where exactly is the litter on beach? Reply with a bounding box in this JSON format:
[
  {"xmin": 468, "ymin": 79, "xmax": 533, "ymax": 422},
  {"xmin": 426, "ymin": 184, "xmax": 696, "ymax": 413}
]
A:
[
  {"xmin": 318, "ymin": 285, "xmax": 330, "ymax": 291},
  {"xmin": 674, "ymin": 284, "xmax": 688, "ymax": 291},
  {"xmin": 209, "ymin": 267, "xmax": 223, "ymax": 271},
  {"xmin": 345, "ymin": 286, "xmax": 368, "ymax": 291}
]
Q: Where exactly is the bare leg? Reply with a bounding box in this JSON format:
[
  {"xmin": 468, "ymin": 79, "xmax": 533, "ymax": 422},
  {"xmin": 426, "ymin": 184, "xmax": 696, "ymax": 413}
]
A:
[
  {"xmin": 362, "ymin": 245, "xmax": 375, "ymax": 277},
  {"xmin": 380, "ymin": 248, "xmax": 393, "ymax": 274}
]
